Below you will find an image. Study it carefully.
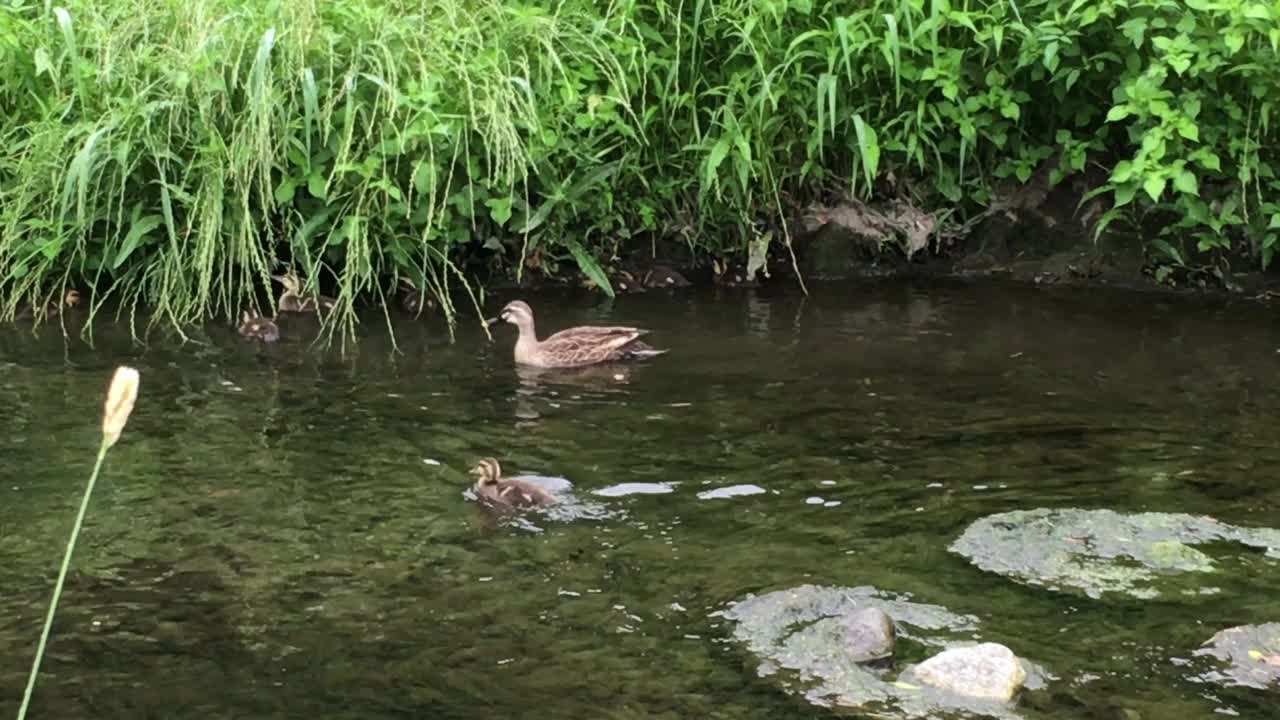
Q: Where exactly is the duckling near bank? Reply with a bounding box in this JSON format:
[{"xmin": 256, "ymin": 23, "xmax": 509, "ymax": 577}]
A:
[
  {"xmin": 488, "ymin": 300, "xmax": 667, "ymax": 369},
  {"xmin": 238, "ymin": 309, "xmax": 280, "ymax": 343},
  {"xmin": 398, "ymin": 276, "xmax": 434, "ymax": 315},
  {"xmin": 16, "ymin": 288, "xmax": 81, "ymax": 320},
  {"xmin": 469, "ymin": 457, "xmax": 558, "ymax": 509},
  {"xmin": 642, "ymin": 265, "xmax": 691, "ymax": 289},
  {"xmin": 273, "ymin": 271, "xmax": 336, "ymax": 314}
]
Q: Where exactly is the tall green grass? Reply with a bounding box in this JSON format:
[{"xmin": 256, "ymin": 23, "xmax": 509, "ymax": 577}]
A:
[{"xmin": 1, "ymin": 0, "xmax": 1277, "ymax": 336}]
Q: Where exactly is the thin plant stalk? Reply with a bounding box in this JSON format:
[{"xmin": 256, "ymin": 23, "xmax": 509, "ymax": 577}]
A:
[
  {"xmin": 16, "ymin": 366, "xmax": 139, "ymax": 720},
  {"xmin": 15, "ymin": 440, "xmax": 110, "ymax": 720}
]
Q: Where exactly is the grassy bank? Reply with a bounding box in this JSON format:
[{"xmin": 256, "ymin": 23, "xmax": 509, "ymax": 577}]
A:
[{"xmin": 1, "ymin": 0, "xmax": 1277, "ymax": 334}]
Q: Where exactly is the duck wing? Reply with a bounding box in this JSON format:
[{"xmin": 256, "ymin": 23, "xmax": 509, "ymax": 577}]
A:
[
  {"xmin": 539, "ymin": 326, "xmax": 659, "ymax": 366},
  {"xmin": 496, "ymin": 479, "xmax": 558, "ymax": 508}
]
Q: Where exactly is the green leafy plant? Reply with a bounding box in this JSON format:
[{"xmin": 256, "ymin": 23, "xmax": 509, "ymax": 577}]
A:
[{"xmin": 2, "ymin": 0, "xmax": 1277, "ymax": 337}]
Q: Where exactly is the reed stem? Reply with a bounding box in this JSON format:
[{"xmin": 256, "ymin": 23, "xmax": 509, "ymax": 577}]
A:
[{"xmin": 16, "ymin": 439, "xmax": 111, "ymax": 720}]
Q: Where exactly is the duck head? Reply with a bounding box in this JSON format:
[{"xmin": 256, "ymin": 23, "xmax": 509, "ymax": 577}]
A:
[{"xmin": 486, "ymin": 300, "xmax": 534, "ymax": 329}]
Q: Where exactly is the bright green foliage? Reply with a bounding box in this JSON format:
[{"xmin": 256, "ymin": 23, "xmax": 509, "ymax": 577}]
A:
[{"xmin": 0, "ymin": 0, "xmax": 1277, "ymax": 334}]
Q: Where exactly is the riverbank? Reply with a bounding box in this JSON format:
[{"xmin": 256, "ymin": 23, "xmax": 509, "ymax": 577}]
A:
[{"xmin": 2, "ymin": 0, "xmax": 1276, "ymax": 332}]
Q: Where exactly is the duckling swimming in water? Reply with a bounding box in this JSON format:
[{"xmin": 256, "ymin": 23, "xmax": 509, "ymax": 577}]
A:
[
  {"xmin": 273, "ymin": 271, "xmax": 336, "ymax": 314},
  {"xmin": 238, "ymin": 309, "xmax": 279, "ymax": 343},
  {"xmin": 469, "ymin": 457, "xmax": 558, "ymax": 509}
]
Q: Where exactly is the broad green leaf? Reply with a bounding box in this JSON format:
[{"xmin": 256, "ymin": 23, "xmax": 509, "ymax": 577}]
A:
[
  {"xmin": 1121, "ymin": 18, "xmax": 1147, "ymax": 47},
  {"xmin": 1114, "ymin": 183, "xmax": 1137, "ymax": 207},
  {"xmin": 486, "ymin": 197, "xmax": 513, "ymax": 225},
  {"xmin": 1043, "ymin": 41, "xmax": 1059, "ymax": 71},
  {"xmin": 703, "ymin": 136, "xmax": 731, "ymax": 192},
  {"xmin": 733, "ymin": 133, "xmax": 752, "ymax": 169},
  {"xmin": 563, "ymin": 163, "xmax": 620, "ymax": 203},
  {"xmin": 1111, "ymin": 160, "xmax": 1135, "ymax": 183},
  {"xmin": 566, "ymin": 240, "xmax": 614, "ymax": 298},
  {"xmin": 853, "ymin": 114, "xmax": 880, "ymax": 188},
  {"xmin": 33, "ymin": 47, "xmax": 54, "ymax": 78},
  {"xmin": 1244, "ymin": 4, "xmax": 1271, "ymax": 20},
  {"xmin": 113, "ymin": 215, "xmax": 163, "ymax": 269},
  {"xmin": 413, "ymin": 162, "xmax": 436, "ymax": 196},
  {"xmin": 1177, "ymin": 118, "xmax": 1199, "ymax": 142},
  {"xmin": 274, "ymin": 178, "xmax": 297, "ymax": 205},
  {"xmin": 1198, "ymin": 152, "xmax": 1222, "ymax": 171},
  {"xmin": 1151, "ymin": 238, "xmax": 1184, "ymax": 265},
  {"xmin": 1174, "ymin": 169, "xmax": 1198, "ymax": 194},
  {"xmin": 1144, "ymin": 174, "xmax": 1167, "ymax": 202},
  {"xmin": 1106, "ymin": 105, "xmax": 1131, "ymax": 122},
  {"xmin": 308, "ymin": 171, "xmax": 326, "ymax": 200}
]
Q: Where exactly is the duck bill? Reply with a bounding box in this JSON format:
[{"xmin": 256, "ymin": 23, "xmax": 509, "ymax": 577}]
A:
[{"xmin": 484, "ymin": 316, "xmax": 500, "ymax": 327}]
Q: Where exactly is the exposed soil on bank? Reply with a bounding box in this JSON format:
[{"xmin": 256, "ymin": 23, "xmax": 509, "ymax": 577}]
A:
[{"xmin": 584, "ymin": 163, "xmax": 1280, "ymax": 302}]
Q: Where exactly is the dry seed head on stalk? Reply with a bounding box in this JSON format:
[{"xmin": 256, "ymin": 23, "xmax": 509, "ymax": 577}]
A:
[{"xmin": 102, "ymin": 366, "xmax": 139, "ymax": 449}]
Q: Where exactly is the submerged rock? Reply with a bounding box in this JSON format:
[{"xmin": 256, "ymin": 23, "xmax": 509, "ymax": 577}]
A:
[
  {"xmin": 1189, "ymin": 622, "xmax": 1280, "ymax": 689},
  {"xmin": 950, "ymin": 508, "xmax": 1280, "ymax": 599},
  {"xmin": 906, "ymin": 643, "xmax": 1027, "ymax": 701},
  {"xmin": 843, "ymin": 606, "xmax": 897, "ymax": 662},
  {"xmin": 719, "ymin": 584, "xmax": 1047, "ymax": 718}
]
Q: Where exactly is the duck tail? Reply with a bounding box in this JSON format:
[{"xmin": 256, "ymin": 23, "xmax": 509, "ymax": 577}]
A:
[{"xmin": 624, "ymin": 345, "xmax": 668, "ymax": 360}]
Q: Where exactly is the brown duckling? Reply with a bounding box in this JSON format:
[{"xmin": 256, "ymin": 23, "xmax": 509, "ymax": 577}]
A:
[
  {"xmin": 608, "ymin": 269, "xmax": 647, "ymax": 294},
  {"xmin": 712, "ymin": 258, "xmax": 758, "ymax": 287},
  {"xmin": 273, "ymin": 271, "xmax": 336, "ymax": 314},
  {"xmin": 488, "ymin": 300, "xmax": 666, "ymax": 369},
  {"xmin": 398, "ymin": 276, "xmax": 435, "ymax": 315},
  {"xmin": 642, "ymin": 265, "xmax": 691, "ymax": 289},
  {"xmin": 469, "ymin": 457, "xmax": 557, "ymax": 509},
  {"xmin": 238, "ymin": 309, "xmax": 279, "ymax": 343},
  {"xmin": 16, "ymin": 288, "xmax": 80, "ymax": 320}
]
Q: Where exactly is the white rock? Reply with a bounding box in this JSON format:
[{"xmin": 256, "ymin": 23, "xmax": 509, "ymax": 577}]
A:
[{"xmin": 911, "ymin": 642, "xmax": 1027, "ymax": 701}]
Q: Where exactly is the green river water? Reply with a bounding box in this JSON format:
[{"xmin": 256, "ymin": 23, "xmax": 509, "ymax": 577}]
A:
[{"xmin": 1, "ymin": 280, "xmax": 1277, "ymax": 719}]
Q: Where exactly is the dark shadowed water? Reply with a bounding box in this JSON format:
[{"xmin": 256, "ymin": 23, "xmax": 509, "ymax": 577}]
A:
[{"xmin": 2, "ymin": 280, "xmax": 1278, "ymax": 719}]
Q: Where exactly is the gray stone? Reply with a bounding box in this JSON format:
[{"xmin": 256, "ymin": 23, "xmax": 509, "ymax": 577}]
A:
[
  {"xmin": 719, "ymin": 584, "xmax": 1050, "ymax": 718},
  {"xmin": 1190, "ymin": 622, "xmax": 1280, "ymax": 689},
  {"xmin": 842, "ymin": 606, "xmax": 896, "ymax": 662},
  {"xmin": 909, "ymin": 642, "xmax": 1027, "ymax": 701},
  {"xmin": 950, "ymin": 508, "xmax": 1280, "ymax": 600}
]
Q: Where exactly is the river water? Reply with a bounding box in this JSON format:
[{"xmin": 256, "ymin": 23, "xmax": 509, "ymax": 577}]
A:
[{"xmin": 1, "ymin": 280, "xmax": 1277, "ymax": 719}]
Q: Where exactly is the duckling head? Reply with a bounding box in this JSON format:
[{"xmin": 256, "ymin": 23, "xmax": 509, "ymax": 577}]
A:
[
  {"xmin": 468, "ymin": 457, "xmax": 502, "ymax": 488},
  {"xmin": 271, "ymin": 271, "xmax": 302, "ymax": 293},
  {"xmin": 238, "ymin": 309, "xmax": 279, "ymax": 343},
  {"xmin": 63, "ymin": 288, "xmax": 82, "ymax": 308}
]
